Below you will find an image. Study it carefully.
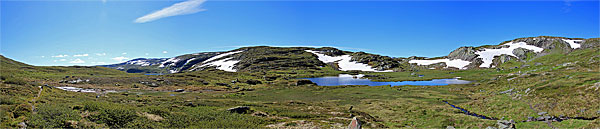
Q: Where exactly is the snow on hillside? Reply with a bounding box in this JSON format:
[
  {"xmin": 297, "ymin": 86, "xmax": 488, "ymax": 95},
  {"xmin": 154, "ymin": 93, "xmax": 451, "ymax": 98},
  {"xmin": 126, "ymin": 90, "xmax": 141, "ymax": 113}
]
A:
[
  {"xmin": 408, "ymin": 59, "xmax": 471, "ymax": 69},
  {"xmin": 199, "ymin": 57, "xmax": 240, "ymax": 72},
  {"xmin": 305, "ymin": 50, "xmax": 392, "ymax": 72},
  {"xmin": 159, "ymin": 57, "xmax": 181, "ymax": 67},
  {"xmin": 194, "ymin": 51, "xmax": 243, "ymax": 72},
  {"xmin": 202, "ymin": 51, "xmax": 243, "ymax": 63},
  {"xmin": 126, "ymin": 60, "xmax": 153, "ymax": 66},
  {"xmin": 562, "ymin": 39, "xmax": 583, "ymax": 49},
  {"xmin": 475, "ymin": 42, "xmax": 543, "ymax": 68}
]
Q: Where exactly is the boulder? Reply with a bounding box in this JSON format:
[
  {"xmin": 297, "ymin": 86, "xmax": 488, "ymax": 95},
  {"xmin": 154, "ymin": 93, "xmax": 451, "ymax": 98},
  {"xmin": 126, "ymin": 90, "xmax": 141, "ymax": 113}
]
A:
[
  {"xmin": 295, "ymin": 79, "xmax": 315, "ymax": 86},
  {"xmin": 496, "ymin": 120, "xmax": 515, "ymax": 129},
  {"xmin": 174, "ymin": 89, "xmax": 185, "ymax": 92},
  {"xmin": 245, "ymin": 80, "xmax": 262, "ymax": 85},
  {"xmin": 227, "ymin": 106, "xmax": 251, "ymax": 114}
]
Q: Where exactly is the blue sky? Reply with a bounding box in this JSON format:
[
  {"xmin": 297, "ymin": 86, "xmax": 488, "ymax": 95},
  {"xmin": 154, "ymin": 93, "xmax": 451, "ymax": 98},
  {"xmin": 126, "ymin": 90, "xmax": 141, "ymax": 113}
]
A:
[{"xmin": 1, "ymin": 0, "xmax": 598, "ymax": 66}]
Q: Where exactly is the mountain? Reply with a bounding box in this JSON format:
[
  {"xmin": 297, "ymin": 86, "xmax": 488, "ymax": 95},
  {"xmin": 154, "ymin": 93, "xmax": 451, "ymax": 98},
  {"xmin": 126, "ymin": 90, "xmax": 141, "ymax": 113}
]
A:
[
  {"xmin": 102, "ymin": 36, "xmax": 599, "ymax": 73},
  {"xmin": 408, "ymin": 36, "xmax": 598, "ymax": 69},
  {"xmin": 103, "ymin": 46, "xmax": 404, "ymax": 73}
]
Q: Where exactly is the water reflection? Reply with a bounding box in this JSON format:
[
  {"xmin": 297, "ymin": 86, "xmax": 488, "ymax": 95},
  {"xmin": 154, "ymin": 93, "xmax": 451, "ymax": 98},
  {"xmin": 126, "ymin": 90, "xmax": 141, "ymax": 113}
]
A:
[{"xmin": 302, "ymin": 74, "xmax": 470, "ymax": 86}]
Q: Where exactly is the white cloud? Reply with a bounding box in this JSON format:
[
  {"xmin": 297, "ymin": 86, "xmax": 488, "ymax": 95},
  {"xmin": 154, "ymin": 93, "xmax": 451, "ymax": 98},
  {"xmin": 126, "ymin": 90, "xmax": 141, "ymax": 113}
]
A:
[
  {"xmin": 111, "ymin": 56, "xmax": 129, "ymax": 62},
  {"xmin": 52, "ymin": 54, "xmax": 68, "ymax": 58},
  {"xmin": 134, "ymin": 0, "xmax": 207, "ymax": 23},
  {"xmin": 145, "ymin": 53, "xmax": 149, "ymax": 55},
  {"xmin": 73, "ymin": 54, "xmax": 89, "ymax": 57},
  {"xmin": 163, "ymin": 51, "xmax": 168, "ymax": 54},
  {"xmin": 59, "ymin": 59, "xmax": 67, "ymax": 61},
  {"xmin": 95, "ymin": 53, "xmax": 107, "ymax": 56},
  {"xmin": 41, "ymin": 56, "xmax": 45, "ymax": 58},
  {"xmin": 96, "ymin": 62, "xmax": 106, "ymax": 64},
  {"xmin": 122, "ymin": 52, "xmax": 127, "ymax": 55},
  {"xmin": 69, "ymin": 59, "xmax": 85, "ymax": 64}
]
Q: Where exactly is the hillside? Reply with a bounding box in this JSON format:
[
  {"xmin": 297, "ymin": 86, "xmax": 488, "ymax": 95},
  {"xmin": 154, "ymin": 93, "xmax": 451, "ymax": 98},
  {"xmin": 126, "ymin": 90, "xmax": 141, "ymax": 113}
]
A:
[
  {"xmin": 103, "ymin": 36, "xmax": 599, "ymax": 73},
  {"xmin": 2, "ymin": 36, "xmax": 599, "ymax": 128}
]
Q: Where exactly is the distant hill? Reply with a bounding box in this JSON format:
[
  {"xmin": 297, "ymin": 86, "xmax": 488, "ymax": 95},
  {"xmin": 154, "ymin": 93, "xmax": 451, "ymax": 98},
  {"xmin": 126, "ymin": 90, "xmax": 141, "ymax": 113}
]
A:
[{"xmin": 100, "ymin": 36, "xmax": 599, "ymax": 73}]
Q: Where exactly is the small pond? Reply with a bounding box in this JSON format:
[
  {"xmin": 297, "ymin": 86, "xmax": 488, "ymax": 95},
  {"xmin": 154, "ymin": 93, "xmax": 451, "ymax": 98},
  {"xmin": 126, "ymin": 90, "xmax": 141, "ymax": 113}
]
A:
[{"xmin": 302, "ymin": 74, "xmax": 470, "ymax": 86}]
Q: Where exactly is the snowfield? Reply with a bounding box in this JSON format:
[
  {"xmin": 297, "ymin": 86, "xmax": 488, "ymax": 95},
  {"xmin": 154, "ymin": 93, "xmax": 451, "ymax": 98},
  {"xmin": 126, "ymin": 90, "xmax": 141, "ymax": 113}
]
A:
[
  {"xmin": 159, "ymin": 57, "xmax": 181, "ymax": 67},
  {"xmin": 127, "ymin": 60, "xmax": 153, "ymax": 66},
  {"xmin": 475, "ymin": 42, "xmax": 544, "ymax": 68},
  {"xmin": 305, "ymin": 50, "xmax": 392, "ymax": 72},
  {"xmin": 408, "ymin": 59, "xmax": 471, "ymax": 69},
  {"xmin": 562, "ymin": 39, "xmax": 583, "ymax": 49},
  {"xmin": 195, "ymin": 51, "xmax": 244, "ymax": 72},
  {"xmin": 203, "ymin": 51, "xmax": 243, "ymax": 63},
  {"xmin": 199, "ymin": 57, "xmax": 240, "ymax": 72}
]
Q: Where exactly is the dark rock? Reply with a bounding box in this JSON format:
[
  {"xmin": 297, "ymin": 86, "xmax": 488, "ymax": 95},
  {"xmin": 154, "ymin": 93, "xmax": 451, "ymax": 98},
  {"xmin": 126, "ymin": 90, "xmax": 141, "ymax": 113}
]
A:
[
  {"xmin": 295, "ymin": 79, "xmax": 315, "ymax": 86},
  {"xmin": 174, "ymin": 89, "xmax": 185, "ymax": 92},
  {"xmin": 245, "ymin": 80, "xmax": 262, "ymax": 85},
  {"xmin": 227, "ymin": 106, "xmax": 251, "ymax": 114},
  {"xmin": 216, "ymin": 83, "xmax": 229, "ymax": 86}
]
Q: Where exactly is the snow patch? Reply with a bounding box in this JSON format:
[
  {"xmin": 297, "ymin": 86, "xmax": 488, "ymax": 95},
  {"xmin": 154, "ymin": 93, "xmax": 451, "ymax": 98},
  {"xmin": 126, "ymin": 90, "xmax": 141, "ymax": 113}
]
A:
[
  {"xmin": 305, "ymin": 50, "xmax": 392, "ymax": 72},
  {"xmin": 199, "ymin": 57, "xmax": 240, "ymax": 72},
  {"xmin": 475, "ymin": 42, "xmax": 543, "ymax": 68},
  {"xmin": 195, "ymin": 51, "xmax": 244, "ymax": 72},
  {"xmin": 409, "ymin": 59, "xmax": 471, "ymax": 69},
  {"xmin": 159, "ymin": 58, "xmax": 181, "ymax": 67},
  {"xmin": 562, "ymin": 39, "xmax": 583, "ymax": 49},
  {"xmin": 127, "ymin": 60, "xmax": 152, "ymax": 66},
  {"xmin": 203, "ymin": 51, "xmax": 243, "ymax": 63}
]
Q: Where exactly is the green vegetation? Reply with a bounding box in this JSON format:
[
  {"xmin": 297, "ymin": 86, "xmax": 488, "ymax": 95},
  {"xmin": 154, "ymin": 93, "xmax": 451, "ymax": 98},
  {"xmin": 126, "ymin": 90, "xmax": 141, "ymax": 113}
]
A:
[{"xmin": 1, "ymin": 41, "xmax": 599, "ymax": 128}]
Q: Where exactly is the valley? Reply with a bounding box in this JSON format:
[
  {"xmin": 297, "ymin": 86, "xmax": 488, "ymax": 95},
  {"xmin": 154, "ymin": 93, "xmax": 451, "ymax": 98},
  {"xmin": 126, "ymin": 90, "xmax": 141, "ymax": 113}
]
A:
[{"xmin": 1, "ymin": 36, "xmax": 599, "ymax": 128}]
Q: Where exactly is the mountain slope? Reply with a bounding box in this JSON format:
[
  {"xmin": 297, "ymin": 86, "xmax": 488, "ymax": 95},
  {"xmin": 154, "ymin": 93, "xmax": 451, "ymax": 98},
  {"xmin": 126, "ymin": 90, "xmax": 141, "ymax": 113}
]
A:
[
  {"xmin": 102, "ymin": 36, "xmax": 599, "ymax": 73},
  {"xmin": 410, "ymin": 36, "xmax": 598, "ymax": 69}
]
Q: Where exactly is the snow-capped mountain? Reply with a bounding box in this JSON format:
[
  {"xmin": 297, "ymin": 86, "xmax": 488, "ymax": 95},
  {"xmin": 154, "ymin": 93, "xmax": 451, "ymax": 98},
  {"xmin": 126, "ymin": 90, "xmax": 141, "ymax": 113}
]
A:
[{"xmin": 101, "ymin": 36, "xmax": 599, "ymax": 73}]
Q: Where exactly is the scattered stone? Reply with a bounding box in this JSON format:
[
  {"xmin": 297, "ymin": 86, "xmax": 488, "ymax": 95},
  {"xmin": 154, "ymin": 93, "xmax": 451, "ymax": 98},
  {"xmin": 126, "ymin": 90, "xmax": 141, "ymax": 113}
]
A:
[
  {"xmin": 538, "ymin": 112, "xmax": 547, "ymax": 115},
  {"xmin": 499, "ymin": 89, "xmax": 514, "ymax": 94},
  {"xmin": 174, "ymin": 89, "xmax": 184, "ymax": 92},
  {"xmin": 496, "ymin": 120, "xmax": 515, "ymax": 129},
  {"xmin": 216, "ymin": 83, "xmax": 229, "ymax": 86},
  {"xmin": 348, "ymin": 117, "xmax": 361, "ymax": 129},
  {"xmin": 18, "ymin": 122, "xmax": 27, "ymax": 128},
  {"xmin": 534, "ymin": 62, "xmax": 543, "ymax": 66},
  {"xmin": 251, "ymin": 111, "xmax": 269, "ymax": 117},
  {"xmin": 227, "ymin": 106, "xmax": 251, "ymax": 114},
  {"xmin": 245, "ymin": 79, "xmax": 262, "ymax": 85},
  {"xmin": 446, "ymin": 126, "xmax": 455, "ymax": 129}
]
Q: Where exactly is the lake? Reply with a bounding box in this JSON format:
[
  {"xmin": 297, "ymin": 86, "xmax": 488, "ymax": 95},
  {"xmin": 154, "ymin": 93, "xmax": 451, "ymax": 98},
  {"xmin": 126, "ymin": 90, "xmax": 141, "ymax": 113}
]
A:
[{"xmin": 302, "ymin": 74, "xmax": 471, "ymax": 86}]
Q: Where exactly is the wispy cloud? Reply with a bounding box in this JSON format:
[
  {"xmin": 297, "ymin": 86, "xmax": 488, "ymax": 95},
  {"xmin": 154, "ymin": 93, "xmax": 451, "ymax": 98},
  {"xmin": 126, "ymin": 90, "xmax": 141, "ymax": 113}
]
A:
[
  {"xmin": 59, "ymin": 59, "xmax": 67, "ymax": 61},
  {"xmin": 52, "ymin": 54, "xmax": 69, "ymax": 58},
  {"xmin": 73, "ymin": 54, "xmax": 89, "ymax": 57},
  {"xmin": 111, "ymin": 56, "xmax": 129, "ymax": 62},
  {"xmin": 134, "ymin": 0, "xmax": 207, "ymax": 23},
  {"xmin": 163, "ymin": 51, "xmax": 168, "ymax": 54},
  {"xmin": 95, "ymin": 53, "xmax": 106, "ymax": 56},
  {"xmin": 69, "ymin": 59, "xmax": 85, "ymax": 64},
  {"xmin": 122, "ymin": 52, "xmax": 127, "ymax": 55}
]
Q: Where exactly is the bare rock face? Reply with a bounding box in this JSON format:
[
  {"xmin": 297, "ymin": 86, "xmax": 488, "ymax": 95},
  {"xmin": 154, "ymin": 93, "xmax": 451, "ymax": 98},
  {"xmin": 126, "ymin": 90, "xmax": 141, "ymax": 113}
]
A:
[
  {"xmin": 491, "ymin": 54, "xmax": 518, "ymax": 68},
  {"xmin": 581, "ymin": 38, "xmax": 599, "ymax": 49},
  {"xmin": 512, "ymin": 48, "xmax": 534, "ymax": 60},
  {"xmin": 447, "ymin": 46, "xmax": 479, "ymax": 61}
]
